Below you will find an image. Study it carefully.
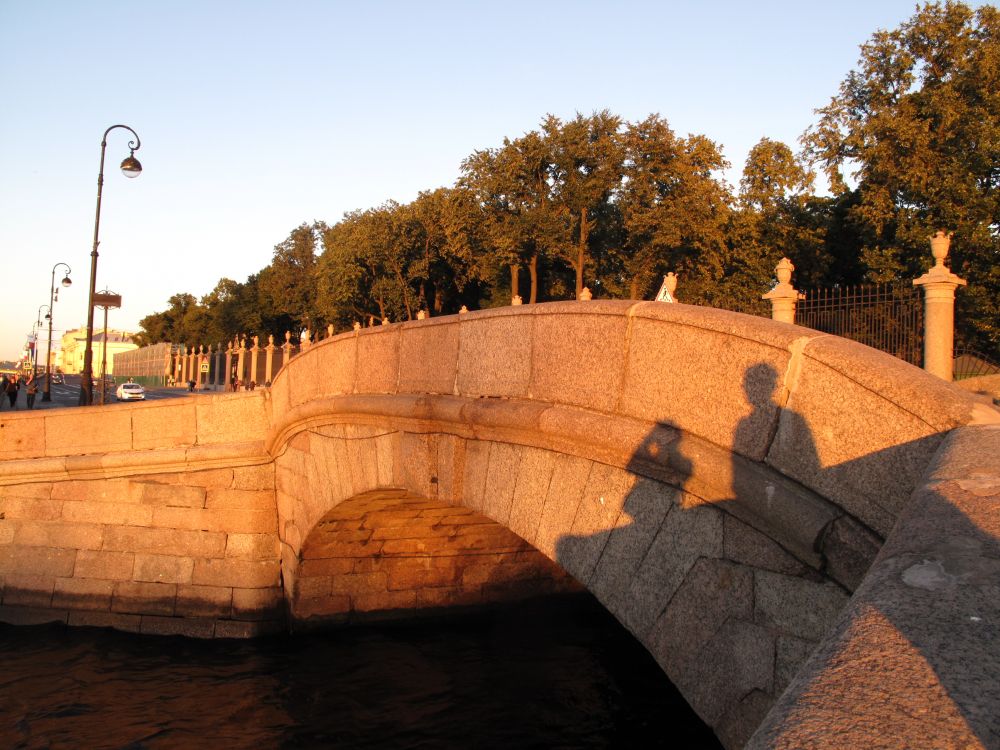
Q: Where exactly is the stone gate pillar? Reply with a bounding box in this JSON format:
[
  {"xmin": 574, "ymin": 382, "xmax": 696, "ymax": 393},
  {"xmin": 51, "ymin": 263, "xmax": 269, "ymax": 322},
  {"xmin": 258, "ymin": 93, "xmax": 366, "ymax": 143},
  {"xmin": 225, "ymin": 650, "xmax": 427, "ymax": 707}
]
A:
[
  {"xmin": 914, "ymin": 231, "xmax": 966, "ymax": 381},
  {"xmin": 250, "ymin": 336, "xmax": 260, "ymax": 386},
  {"xmin": 763, "ymin": 258, "xmax": 801, "ymax": 324},
  {"xmin": 265, "ymin": 335, "xmax": 275, "ymax": 386},
  {"xmin": 236, "ymin": 338, "xmax": 246, "ymax": 385}
]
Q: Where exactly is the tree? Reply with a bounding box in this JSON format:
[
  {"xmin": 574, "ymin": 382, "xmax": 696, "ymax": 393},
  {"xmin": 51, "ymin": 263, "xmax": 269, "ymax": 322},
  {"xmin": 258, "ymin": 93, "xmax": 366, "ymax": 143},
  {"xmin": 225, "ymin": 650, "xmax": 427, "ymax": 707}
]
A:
[
  {"xmin": 258, "ymin": 223, "xmax": 320, "ymax": 335},
  {"xmin": 545, "ymin": 111, "xmax": 623, "ymax": 297},
  {"xmin": 608, "ymin": 115, "xmax": 732, "ymax": 300},
  {"xmin": 803, "ymin": 1, "xmax": 1000, "ymax": 353}
]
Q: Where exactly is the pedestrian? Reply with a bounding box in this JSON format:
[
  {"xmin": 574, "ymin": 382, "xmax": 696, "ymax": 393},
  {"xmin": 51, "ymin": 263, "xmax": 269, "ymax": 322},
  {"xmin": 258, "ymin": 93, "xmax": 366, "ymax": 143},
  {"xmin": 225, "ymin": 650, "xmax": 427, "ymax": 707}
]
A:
[
  {"xmin": 5, "ymin": 376, "xmax": 18, "ymax": 409},
  {"xmin": 26, "ymin": 378, "xmax": 38, "ymax": 409}
]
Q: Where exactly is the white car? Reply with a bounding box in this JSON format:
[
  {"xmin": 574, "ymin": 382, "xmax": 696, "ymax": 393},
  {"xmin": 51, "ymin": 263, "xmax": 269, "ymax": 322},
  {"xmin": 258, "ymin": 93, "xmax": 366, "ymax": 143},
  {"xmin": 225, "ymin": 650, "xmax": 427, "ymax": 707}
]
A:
[{"xmin": 116, "ymin": 383, "xmax": 146, "ymax": 401}]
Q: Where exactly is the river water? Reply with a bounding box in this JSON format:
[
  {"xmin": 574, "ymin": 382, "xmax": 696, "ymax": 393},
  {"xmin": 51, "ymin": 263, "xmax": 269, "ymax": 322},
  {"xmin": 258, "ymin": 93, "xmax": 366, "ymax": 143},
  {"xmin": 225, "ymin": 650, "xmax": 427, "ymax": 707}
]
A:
[{"xmin": 0, "ymin": 595, "xmax": 720, "ymax": 749}]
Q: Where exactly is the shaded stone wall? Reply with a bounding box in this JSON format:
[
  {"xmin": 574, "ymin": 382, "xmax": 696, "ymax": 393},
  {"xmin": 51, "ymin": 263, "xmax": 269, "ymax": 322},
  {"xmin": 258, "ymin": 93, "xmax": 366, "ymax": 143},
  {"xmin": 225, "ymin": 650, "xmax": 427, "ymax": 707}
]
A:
[
  {"xmin": 0, "ymin": 465, "xmax": 280, "ymax": 638},
  {"xmin": 293, "ymin": 489, "xmax": 580, "ymax": 625}
]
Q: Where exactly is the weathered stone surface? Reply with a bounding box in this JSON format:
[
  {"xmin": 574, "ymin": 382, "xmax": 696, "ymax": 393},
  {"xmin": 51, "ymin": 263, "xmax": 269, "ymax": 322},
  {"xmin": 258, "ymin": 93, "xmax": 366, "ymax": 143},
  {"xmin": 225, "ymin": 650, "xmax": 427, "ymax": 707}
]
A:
[
  {"xmin": 205, "ymin": 488, "xmax": 274, "ymax": 510},
  {"xmin": 680, "ymin": 618, "xmax": 775, "ymax": 730},
  {"xmin": 52, "ymin": 577, "xmax": 115, "ymax": 610},
  {"xmin": 754, "ymin": 569, "xmax": 849, "ymax": 641},
  {"xmin": 588, "ymin": 478, "xmax": 674, "ymax": 607},
  {"xmin": 74, "ymin": 550, "xmax": 134, "ymax": 580},
  {"xmin": 0, "ymin": 545, "xmax": 76, "ymax": 577},
  {"xmin": 715, "ymin": 689, "xmax": 775, "ymax": 750},
  {"xmin": 61, "ymin": 500, "xmax": 152, "ymax": 526},
  {"xmin": 620, "ymin": 315, "xmax": 790, "ymax": 460},
  {"xmin": 530, "ymin": 311, "xmax": 628, "ymax": 413},
  {"xmin": 45, "ymin": 409, "xmax": 134, "ymax": 455},
  {"xmin": 192, "ymin": 559, "xmax": 280, "ymax": 588},
  {"xmin": 133, "ymin": 553, "xmax": 195, "ymax": 584},
  {"xmin": 175, "ymin": 584, "xmax": 232, "ymax": 618},
  {"xmin": 132, "ymin": 402, "xmax": 197, "ymax": 450},
  {"xmin": 13, "ymin": 520, "xmax": 103, "ymax": 550},
  {"xmin": 150, "ymin": 507, "xmax": 275, "ymax": 534},
  {"xmin": 140, "ymin": 615, "xmax": 217, "ymax": 638},
  {"xmin": 461, "ymin": 440, "xmax": 491, "ymax": 515},
  {"xmin": 398, "ymin": 319, "xmax": 460, "ymax": 395},
  {"xmin": 769, "ymin": 363, "xmax": 944, "ymax": 536},
  {"xmin": 646, "ymin": 557, "xmax": 753, "ymax": 679},
  {"xmin": 112, "ymin": 581, "xmax": 176, "ymax": 616},
  {"xmin": 619, "ymin": 504, "xmax": 725, "ymax": 638},
  {"xmin": 775, "ymin": 634, "xmax": 818, "ymax": 696},
  {"xmin": 534, "ymin": 454, "xmax": 592, "ymax": 562},
  {"xmin": 481, "ymin": 442, "xmax": 522, "ymax": 525},
  {"xmin": 723, "ymin": 513, "xmax": 809, "ymax": 577},
  {"xmin": 225, "ymin": 533, "xmax": 279, "ymax": 560},
  {"xmin": 193, "ymin": 392, "xmax": 269, "ymax": 445},
  {"xmin": 68, "ymin": 610, "xmax": 141, "ymax": 632},
  {"xmin": 232, "ymin": 586, "xmax": 283, "ymax": 620},
  {"xmin": 134, "ymin": 482, "xmax": 207, "ymax": 508},
  {"xmin": 506, "ymin": 446, "xmax": 557, "ymax": 545},
  {"xmin": 456, "ymin": 311, "xmax": 533, "ymax": 398},
  {"xmin": 3, "ymin": 574, "xmax": 56, "ymax": 607},
  {"xmin": 817, "ymin": 514, "xmax": 882, "ymax": 591},
  {"xmin": 354, "ymin": 326, "xmax": 400, "ymax": 394},
  {"xmin": 558, "ymin": 463, "xmax": 635, "ymax": 585},
  {"xmin": 0, "ymin": 415, "xmax": 46, "ymax": 459},
  {"xmin": 103, "ymin": 526, "xmax": 227, "ymax": 557}
]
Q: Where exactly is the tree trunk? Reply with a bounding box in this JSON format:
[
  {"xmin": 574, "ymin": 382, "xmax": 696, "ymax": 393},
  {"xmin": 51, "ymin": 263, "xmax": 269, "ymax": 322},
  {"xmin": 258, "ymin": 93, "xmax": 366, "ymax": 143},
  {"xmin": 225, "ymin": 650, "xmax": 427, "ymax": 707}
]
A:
[
  {"xmin": 510, "ymin": 264, "xmax": 520, "ymax": 301},
  {"xmin": 529, "ymin": 253, "xmax": 539, "ymax": 303},
  {"xmin": 629, "ymin": 277, "xmax": 640, "ymax": 300},
  {"xmin": 434, "ymin": 287, "xmax": 443, "ymax": 313}
]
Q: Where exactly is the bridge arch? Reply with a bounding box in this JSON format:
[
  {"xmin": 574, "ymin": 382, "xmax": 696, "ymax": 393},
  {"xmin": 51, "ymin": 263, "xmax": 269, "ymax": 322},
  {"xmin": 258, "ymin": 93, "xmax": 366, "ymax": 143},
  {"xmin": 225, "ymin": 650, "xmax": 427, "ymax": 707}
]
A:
[{"xmin": 266, "ymin": 300, "xmax": 994, "ymax": 748}]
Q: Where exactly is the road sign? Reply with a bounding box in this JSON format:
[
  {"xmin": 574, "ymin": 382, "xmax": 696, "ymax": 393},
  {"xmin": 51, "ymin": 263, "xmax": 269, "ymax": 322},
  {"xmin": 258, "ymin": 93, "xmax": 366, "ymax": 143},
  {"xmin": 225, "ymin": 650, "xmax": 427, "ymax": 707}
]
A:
[
  {"xmin": 200, "ymin": 362, "xmax": 210, "ymax": 373},
  {"xmin": 93, "ymin": 292, "xmax": 122, "ymax": 308}
]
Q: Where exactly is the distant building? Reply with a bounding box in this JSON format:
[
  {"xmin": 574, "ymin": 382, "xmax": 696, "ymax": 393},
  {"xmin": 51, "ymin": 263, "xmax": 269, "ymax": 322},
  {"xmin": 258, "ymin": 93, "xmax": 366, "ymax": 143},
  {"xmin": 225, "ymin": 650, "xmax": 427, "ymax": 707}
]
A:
[{"xmin": 60, "ymin": 327, "xmax": 139, "ymax": 375}]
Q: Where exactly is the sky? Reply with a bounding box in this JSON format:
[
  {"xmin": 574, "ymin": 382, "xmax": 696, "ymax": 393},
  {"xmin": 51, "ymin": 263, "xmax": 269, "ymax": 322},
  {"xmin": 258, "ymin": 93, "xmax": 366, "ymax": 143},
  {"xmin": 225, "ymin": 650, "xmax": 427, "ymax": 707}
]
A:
[{"xmin": 0, "ymin": 0, "xmax": 954, "ymax": 361}]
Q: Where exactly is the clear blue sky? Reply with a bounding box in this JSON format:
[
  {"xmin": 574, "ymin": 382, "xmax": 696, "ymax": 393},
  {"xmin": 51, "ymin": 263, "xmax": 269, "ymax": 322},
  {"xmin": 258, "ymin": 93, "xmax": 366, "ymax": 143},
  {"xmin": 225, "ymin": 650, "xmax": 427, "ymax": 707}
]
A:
[{"xmin": 0, "ymin": 0, "xmax": 949, "ymax": 360}]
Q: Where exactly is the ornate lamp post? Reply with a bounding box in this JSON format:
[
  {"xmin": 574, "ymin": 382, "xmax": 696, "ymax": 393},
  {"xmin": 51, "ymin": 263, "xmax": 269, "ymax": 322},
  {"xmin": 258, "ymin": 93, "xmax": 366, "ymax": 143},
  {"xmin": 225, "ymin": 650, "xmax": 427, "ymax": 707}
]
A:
[
  {"xmin": 80, "ymin": 125, "xmax": 142, "ymax": 406},
  {"xmin": 42, "ymin": 263, "xmax": 72, "ymax": 402}
]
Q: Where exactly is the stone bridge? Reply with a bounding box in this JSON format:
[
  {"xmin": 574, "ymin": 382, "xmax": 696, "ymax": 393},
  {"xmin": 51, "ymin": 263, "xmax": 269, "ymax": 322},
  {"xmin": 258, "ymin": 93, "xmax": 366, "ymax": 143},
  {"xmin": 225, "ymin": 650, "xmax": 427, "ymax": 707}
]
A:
[{"xmin": 1, "ymin": 301, "xmax": 997, "ymax": 749}]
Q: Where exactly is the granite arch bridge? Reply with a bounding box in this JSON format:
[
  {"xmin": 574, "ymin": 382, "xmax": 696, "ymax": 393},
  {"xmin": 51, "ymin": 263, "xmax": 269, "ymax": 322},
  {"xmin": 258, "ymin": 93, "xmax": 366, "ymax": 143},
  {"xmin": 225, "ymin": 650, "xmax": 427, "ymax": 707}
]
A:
[{"xmin": 1, "ymin": 301, "xmax": 997, "ymax": 748}]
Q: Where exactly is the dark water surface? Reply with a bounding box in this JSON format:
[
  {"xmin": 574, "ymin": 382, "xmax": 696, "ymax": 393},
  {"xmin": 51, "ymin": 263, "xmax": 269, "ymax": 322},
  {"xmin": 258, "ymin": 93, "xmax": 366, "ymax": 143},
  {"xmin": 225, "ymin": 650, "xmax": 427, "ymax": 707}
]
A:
[{"xmin": 0, "ymin": 596, "xmax": 720, "ymax": 749}]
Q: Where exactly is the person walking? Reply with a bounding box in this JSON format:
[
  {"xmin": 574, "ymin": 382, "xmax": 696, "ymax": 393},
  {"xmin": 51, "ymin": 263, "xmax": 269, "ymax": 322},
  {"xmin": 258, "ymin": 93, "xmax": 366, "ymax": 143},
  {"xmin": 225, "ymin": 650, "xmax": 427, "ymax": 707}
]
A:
[
  {"xmin": 26, "ymin": 378, "xmax": 38, "ymax": 409},
  {"xmin": 5, "ymin": 376, "xmax": 18, "ymax": 409}
]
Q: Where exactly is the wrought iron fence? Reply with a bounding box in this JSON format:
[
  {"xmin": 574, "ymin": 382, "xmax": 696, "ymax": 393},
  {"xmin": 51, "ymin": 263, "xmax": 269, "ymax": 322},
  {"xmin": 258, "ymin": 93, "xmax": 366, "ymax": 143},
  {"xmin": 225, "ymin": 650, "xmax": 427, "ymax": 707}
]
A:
[
  {"xmin": 795, "ymin": 283, "xmax": 924, "ymax": 366},
  {"xmin": 953, "ymin": 348, "xmax": 1000, "ymax": 381}
]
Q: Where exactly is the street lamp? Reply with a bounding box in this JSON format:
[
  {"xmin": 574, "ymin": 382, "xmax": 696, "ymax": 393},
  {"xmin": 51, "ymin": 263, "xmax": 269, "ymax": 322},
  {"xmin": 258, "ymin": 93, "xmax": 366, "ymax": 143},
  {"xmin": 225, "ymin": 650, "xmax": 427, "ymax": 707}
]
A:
[
  {"xmin": 34, "ymin": 305, "xmax": 50, "ymax": 377},
  {"xmin": 80, "ymin": 125, "xmax": 142, "ymax": 406},
  {"xmin": 42, "ymin": 263, "xmax": 71, "ymax": 402}
]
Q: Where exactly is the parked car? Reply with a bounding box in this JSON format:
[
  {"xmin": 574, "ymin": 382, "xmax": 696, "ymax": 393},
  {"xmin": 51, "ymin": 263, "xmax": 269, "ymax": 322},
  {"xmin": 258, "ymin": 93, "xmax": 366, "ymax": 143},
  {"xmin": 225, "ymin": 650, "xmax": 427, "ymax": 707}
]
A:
[{"xmin": 115, "ymin": 383, "xmax": 145, "ymax": 401}]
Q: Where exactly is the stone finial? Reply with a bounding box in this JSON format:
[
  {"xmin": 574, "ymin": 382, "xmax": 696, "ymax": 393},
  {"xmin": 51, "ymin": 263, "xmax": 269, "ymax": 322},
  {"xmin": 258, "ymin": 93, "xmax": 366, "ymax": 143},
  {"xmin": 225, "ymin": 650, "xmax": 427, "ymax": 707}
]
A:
[
  {"xmin": 353, "ymin": 321, "xmax": 361, "ymax": 331},
  {"xmin": 302, "ymin": 329, "xmax": 311, "ymax": 344},
  {"xmin": 459, "ymin": 305, "xmax": 469, "ymax": 314},
  {"xmin": 328, "ymin": 324, "xmax": 334, "ymax": 338},
  {"xmin": 284, "ymin": 330, "xmax": 292, "ymax": 344},
  {"xmin": 368, "ymin": 316, "xmax": 375, "ymax": 327},
  {"xmin": 511, "ymin": 295, "xmax": 523, "ymax": 306},
  {"xmin": 240, "ymin": 336, "xmax": 247, "ymax": 349},
  {"xmin": 762, "ymin": 257, "xmax": 802, "ymax": 324},
  {"xmin": 930, "ymin": 230, "xmax": 952, "ymax": 267},
  {"xmin": 416, "ymin": 309, "xmax": 426, "ymax": 320},
  {"xmin": 655, "ymin": 273, "xmax": 678, "ymax": 303},
  {"xmin": 579, "ymin": 287, "xmax": 593, "ymax": 301},
  {"xmin": 268, "ymin": 334, "xmax": 274, "ymax": 347},
  {"xmin": 199, "ymin": 344, "xmax": 205, "ymax": 354},
  {"xmin": 381, "ymin": 317, "xmax": 390, "ymax": 326},
  {"xmin": 252, "ymin": 335, "xmax": 259, "ymax": 349}
]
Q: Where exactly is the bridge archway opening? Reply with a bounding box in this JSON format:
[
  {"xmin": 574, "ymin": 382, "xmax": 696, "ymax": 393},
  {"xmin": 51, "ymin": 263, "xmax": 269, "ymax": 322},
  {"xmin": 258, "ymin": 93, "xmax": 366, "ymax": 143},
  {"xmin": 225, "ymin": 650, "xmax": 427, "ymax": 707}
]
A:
[{"xmin": 291, "ymin": 489, "xmax": 581, "ymax": 626}]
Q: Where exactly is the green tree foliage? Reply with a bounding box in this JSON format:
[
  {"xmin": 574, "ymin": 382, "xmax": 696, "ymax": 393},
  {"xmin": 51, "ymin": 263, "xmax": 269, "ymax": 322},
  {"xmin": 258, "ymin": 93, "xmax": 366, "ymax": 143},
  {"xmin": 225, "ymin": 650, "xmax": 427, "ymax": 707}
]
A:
[
  {"xmin": 803, "ymin": 0, "xmax": 1000, "ymax": 351},
  {"xmin": 258, "ymin": 223, "xmax": 320, "ymax": 335}
]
